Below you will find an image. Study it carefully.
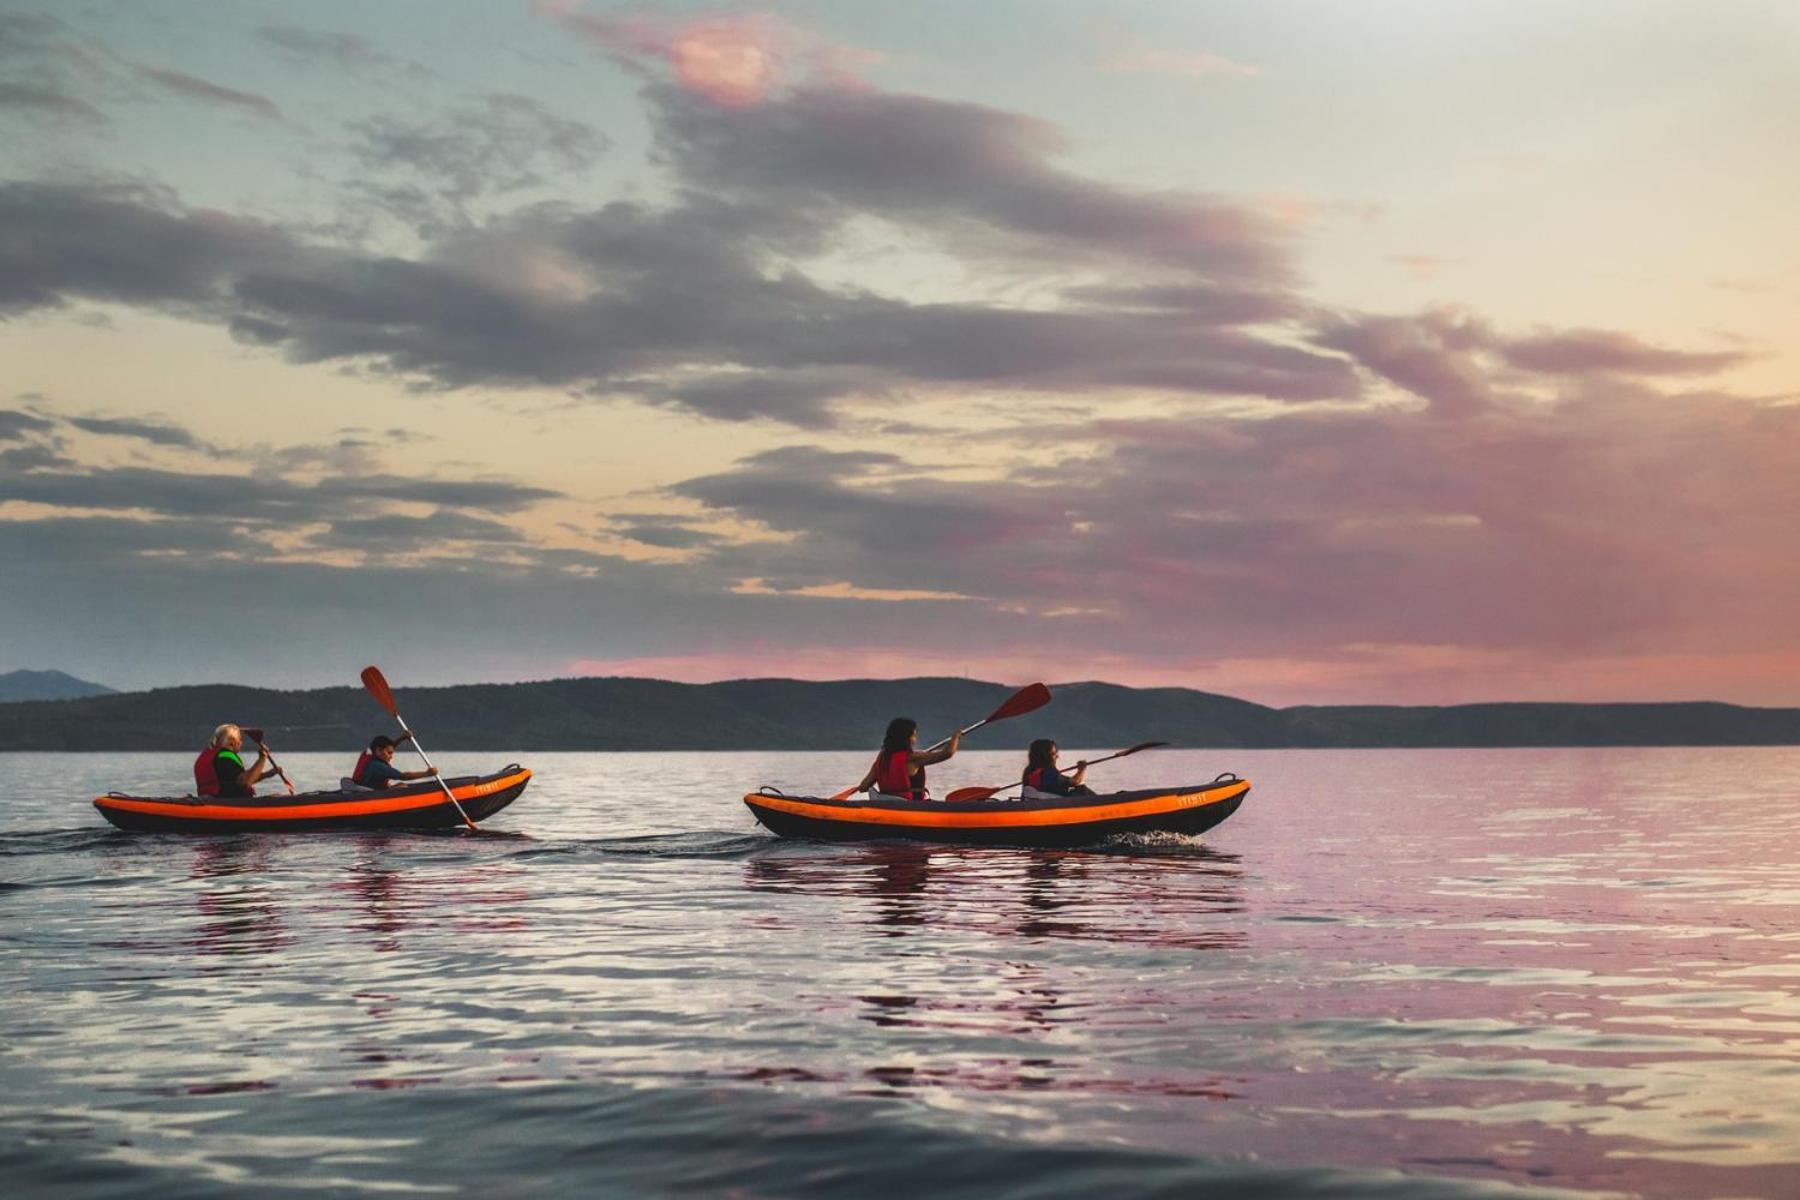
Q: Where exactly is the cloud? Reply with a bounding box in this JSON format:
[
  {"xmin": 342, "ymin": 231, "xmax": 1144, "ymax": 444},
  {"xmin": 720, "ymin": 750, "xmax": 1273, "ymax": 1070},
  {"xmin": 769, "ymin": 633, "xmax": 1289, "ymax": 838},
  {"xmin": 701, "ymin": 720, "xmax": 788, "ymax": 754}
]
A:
[
  {"xmin": 0, "ymin": 408, "xmax": 57, "ymax": 441},
  {"xmin": 131, "ymin": 64, "xmax": 282, "ymax": 120},
  {"xmin": 649, "ymin": 80, "xmax": 1292, "ymax": 284},
  {"xmin": 257, "ymin": 24, "xmax": 427, "ymax": 78},
  {"xmin": 312, "ymin": 510, "xmax": 527, "ymax": 550},
  {"xmin": 0, "ymin": 78, "xmax": 105, "ymax": 123},
  {"xmin": 348, "ymin": 93, "xmax": 608, "ymax": 230},
  {"xmin": 638, "ymin": 368, "xmax": 1800, "ymax": 692},
  {"xmin": 543, "ymin": 8, "xmax": 879, "ymax": 106},
  {"xmin": 0, "ymin": 180, "xmax": 297, "ymax": 314},
  {"xmin": 66, "ymin": 413, "xmax": 205, "ymax": 448},
  {"xmin": 608, "ymin": 514, "xmax": 722, "ymax": 550},
  {"xmin": 1500, "ymin": 329, "xmax": 1751, "ymax": 376},
  {"xmin": 0, "ymin": 462, "xmax": 559, "ymax": 522}
]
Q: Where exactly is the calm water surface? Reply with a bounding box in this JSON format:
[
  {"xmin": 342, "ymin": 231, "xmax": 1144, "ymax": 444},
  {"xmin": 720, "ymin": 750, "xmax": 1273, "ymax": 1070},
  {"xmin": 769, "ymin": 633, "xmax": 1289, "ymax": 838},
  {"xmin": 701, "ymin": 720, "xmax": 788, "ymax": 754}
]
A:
[{"xmin": 3, "ymin": 748, "xmax": 1799, "ymax": 1198}]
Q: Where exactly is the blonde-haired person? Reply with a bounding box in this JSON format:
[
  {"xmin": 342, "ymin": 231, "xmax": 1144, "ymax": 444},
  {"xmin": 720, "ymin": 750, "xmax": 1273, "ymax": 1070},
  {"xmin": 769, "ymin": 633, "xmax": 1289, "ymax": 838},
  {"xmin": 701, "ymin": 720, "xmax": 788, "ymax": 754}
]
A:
[{"xmin": 193, "ymin": 723, "xmax": 275, "ymax": 799}]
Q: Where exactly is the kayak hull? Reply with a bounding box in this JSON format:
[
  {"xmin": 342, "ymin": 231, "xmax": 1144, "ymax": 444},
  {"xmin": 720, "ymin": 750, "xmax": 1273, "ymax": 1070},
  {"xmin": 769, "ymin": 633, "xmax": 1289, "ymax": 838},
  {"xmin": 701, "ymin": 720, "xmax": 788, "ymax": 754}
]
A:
[
  {"xmin": 93, "ymin": 766, "xmax": 531, "ymax": 833},
  {"xmin": 744, "ymin": 777, "xmax": 1249, "ymax": 848}
]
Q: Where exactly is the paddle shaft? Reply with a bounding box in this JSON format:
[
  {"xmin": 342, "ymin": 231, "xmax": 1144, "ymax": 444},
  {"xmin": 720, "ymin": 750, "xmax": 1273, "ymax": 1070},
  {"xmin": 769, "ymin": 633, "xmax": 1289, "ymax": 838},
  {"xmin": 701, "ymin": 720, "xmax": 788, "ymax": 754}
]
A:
[
  {"xmin": 393, "ymin": 716, "xmax": 476, "ymax": 830},
  {"xmin": 945, "ymin": 742, "xmax": 1170, "ymax": 803},
  {"xmin": 243, "ymin": 729, "xmax": 295, "ymax": 794},
  {"xmin": 922, "ymin": 716, "xmax": 990, "ymax": 754},
  {"xmin": 260, "ymin": 744, "xmax": 296, "ymax": 795}
]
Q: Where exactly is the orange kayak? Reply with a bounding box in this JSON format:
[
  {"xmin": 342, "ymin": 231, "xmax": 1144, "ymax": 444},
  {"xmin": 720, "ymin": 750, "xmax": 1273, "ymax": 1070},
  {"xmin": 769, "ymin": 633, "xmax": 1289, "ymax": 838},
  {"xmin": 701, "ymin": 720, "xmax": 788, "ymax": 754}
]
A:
[
  {"xmin": 744, "ymin": 774, "xmax": 1248, "ymax": 847},
  {"xmin": 94, "ymin": 765, "xmax": 531, "ymax": 832}
]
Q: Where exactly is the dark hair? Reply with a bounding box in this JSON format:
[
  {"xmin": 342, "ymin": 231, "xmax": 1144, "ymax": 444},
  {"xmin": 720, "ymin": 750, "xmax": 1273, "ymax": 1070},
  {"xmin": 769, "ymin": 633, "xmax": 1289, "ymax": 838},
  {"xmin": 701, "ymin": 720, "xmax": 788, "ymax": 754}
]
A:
[
  {"xmin": 881, "ymin": 718, "xmax": 918, "ymax": 754},
  {"xmin": 1022, "ymin": 738, "xmax": 1057, "ymax": 784},
  {"xmin": 368, "ymin": 735, "xmax": 398, "ymax": 752}
]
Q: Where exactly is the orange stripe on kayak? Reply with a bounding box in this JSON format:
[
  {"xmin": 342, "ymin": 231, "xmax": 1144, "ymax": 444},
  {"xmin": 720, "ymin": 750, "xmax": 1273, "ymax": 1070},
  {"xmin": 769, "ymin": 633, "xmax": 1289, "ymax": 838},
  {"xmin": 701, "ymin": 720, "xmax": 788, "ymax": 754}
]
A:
[
  {"xmin": 95, "ymin": 769, "xmax": 531, "ymax": 822},
  {"xmin": 744, "ymin": 780, "xmax": 1248, "ymax": 829}
]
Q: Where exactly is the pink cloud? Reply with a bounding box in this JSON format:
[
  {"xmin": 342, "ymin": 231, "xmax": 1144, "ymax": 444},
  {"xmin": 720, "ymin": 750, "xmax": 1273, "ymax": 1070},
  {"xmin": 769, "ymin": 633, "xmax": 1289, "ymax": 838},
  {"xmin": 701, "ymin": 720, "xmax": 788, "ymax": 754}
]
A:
[{"xmin": 543, "ymin": 6, "xmax": 880, "ymax": 106}]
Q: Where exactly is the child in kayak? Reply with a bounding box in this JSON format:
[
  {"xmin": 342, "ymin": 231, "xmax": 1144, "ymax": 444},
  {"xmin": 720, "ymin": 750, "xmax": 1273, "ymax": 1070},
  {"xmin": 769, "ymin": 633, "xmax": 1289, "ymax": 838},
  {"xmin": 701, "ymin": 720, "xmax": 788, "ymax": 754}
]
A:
[
  {"xmin": 352, "ymin": 734, "xmax": 438, "ymax": 789},
  {"xmin": 1021, "ymin": 739, "xmax": 1093, "ymax": 797},
  {"xmin": 853, "ymin": 717, "xmax": 961, "ymax": 800}
]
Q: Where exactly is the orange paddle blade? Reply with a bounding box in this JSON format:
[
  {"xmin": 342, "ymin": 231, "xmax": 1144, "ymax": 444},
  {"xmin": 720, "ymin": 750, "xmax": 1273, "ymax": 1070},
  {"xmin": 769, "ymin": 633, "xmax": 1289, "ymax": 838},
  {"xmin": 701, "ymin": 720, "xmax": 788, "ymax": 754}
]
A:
[
  {"xmin": 986, "ymin": 682, "xmax": 1051, "ymax": 724},
  {"xmin": 360, "ymin": 665, "xmax": 397, "ymax": 715},
  {"xmin": 830, "ymin": 786, "xmax": 858, "ymax": 801},
  {"xmin": 944, "ymin": 786, "xmax": 1002, "ymax": 803}
]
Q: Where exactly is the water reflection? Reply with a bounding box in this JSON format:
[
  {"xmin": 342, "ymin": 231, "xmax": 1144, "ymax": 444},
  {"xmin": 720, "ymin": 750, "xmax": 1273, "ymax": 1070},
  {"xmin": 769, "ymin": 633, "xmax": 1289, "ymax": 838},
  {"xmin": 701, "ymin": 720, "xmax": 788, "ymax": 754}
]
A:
[
  {"xmin": 744, "ymin": 840, "xmax": 1247, "ymax": 950},
  {"xmin": 187, "ymin": 838, "xmax": 289, "ymax": 959}
]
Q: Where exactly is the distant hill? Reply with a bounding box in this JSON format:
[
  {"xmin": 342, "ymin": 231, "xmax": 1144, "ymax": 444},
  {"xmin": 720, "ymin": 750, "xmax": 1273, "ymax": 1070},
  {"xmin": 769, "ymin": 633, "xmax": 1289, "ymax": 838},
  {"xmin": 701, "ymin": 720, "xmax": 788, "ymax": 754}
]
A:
[
  {"xmin": 0, "ymin": 669, "xmax": 115, "ymax": 703},
  {"xmin": 0, "ymin": 676, "xmax": 1797, "ymax": 751}
]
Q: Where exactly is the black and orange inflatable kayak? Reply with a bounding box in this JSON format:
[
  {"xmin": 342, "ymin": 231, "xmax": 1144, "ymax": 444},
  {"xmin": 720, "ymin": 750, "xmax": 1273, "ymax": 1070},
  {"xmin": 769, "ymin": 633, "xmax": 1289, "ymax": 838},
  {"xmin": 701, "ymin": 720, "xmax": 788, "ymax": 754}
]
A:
[
  {"xmin": 94, "ymin": 765, "xmax": 531, "ymax": 833},
  {"xmin": 744, "ymin": 774, "xmax": 1248, "ymax": 847}
]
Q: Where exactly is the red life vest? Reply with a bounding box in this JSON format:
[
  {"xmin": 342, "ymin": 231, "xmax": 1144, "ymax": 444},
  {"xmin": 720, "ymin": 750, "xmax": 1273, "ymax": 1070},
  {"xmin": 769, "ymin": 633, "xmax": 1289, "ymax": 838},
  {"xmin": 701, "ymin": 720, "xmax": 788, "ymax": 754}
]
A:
[
  {"xmin": 352, "ymin": 750, "xmax": 373, "ymax": 786},
  {"xmin": 194, "ymin": 747, "xmax": 221, "ymax": 796},
  {"xmin": 872, "ymin": 749, "xmax": 924, "ymax": 800},
  {"xmin": 193, "ymin": 747, "xmax": 253, "ymax": 797},
  {"xmin": 1024, "ymin": 766, "xmax": 1048, "ymax": 791}
]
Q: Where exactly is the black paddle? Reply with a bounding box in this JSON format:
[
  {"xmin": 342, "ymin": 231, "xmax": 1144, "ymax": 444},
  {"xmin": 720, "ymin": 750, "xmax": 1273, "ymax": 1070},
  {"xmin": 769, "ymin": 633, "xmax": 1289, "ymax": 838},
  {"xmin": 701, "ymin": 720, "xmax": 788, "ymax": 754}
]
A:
[{"xmin": 942, "ymin": 740, "xmax": 1170, "ymax": 803}]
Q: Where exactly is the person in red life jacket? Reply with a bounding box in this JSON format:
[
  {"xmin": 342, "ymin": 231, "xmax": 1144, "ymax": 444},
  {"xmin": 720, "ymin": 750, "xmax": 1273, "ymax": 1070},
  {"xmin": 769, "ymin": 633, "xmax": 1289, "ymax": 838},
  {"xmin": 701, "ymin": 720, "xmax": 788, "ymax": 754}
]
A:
[
  {"xmin": 1020, "ymin": 739, "xmax": 1093, "ymax": 798},
  {"xmin": 351, "ymin": 734, "xmax": 437, "ymax": 789},
  {"xmin": 193, "ymin": 723, "xmax": 275, "ymax": 798},
  {"xmin": 851, "ymin": 717, "xmax": 961, "ymax": 800}
]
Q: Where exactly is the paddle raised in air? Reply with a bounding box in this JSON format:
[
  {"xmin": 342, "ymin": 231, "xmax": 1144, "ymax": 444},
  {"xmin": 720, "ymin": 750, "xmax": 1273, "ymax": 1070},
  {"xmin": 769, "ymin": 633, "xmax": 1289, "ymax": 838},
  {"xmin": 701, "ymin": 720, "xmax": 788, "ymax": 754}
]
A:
[
  {"xmin": 941, "ymin": 740, "xmax": 1170, "ymax": 803},
  {"xmin": 360, "ymin": 665, "xmax": 476, "ymax": 831},
  {"xmin": 831, "ymin": 682, "xmax": 1053, "ymax": 801},
  {"xmin": 242, "ymin": 727, "xmax": 296, "ymax": 795}
]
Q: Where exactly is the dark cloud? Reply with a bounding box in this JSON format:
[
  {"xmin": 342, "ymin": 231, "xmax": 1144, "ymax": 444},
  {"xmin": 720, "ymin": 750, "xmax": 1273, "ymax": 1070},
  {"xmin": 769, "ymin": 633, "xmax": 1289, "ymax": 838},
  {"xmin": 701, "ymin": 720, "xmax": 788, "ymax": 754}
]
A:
[
  {"xmin": 132, "ymin": 64, "xmax": 282, "ymax": 120},
  {"xmin": 0, "ymin": 79, "xmax": 104, "ymax": 123},
  {"xmin": 67, "ymin": 414, "xmax": 203, "ymax": 448},
  {"xmin": 1313, "ymin": 308, "xmax": 1495, "ymax": 415},
  {"xmin": 1500, "ymin": 329, "xmax": 1749, "ymax": 376},
  {"xmin": 0, "ymin": 181, "xmax": 296, "ymax": 314},
  {"xmin": 0, "ymin": 442, "xmax": 70, "ymax": 471},
  {"xmin": 650, "ymin": 82, "xmax": 1293, "ymax": 284},
  {"xmin": 0, "ymin": 463, "xmax": 559, "ymax": 521},
  {"xmin": 0, "ymin": 408, "xmax": 56, "ymax": 441},
  {"xmin": 654, "ymin": 377, "xmax": 1800, "ymax": 667},
  {"xmin": 605, "ymin": 514, "xmax": 721, "ymax": 550},
  {"xmin": 314, "ymin": 510, "xmax": 526, "ymax": 549}
]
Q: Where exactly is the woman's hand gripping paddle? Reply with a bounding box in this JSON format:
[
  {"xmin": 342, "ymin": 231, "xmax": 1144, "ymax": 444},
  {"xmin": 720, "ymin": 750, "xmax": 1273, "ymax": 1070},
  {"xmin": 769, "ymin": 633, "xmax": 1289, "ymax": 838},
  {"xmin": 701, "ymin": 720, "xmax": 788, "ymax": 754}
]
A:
[
  {"xmin": 242, "ymin": 727, "xmax": 296, "ymax": 795},
  {"xmin": 360, "ymin": 665, "xmax": 476, "ymax": 831},
  {"xmin": 942, "ymin": 740, "xmax": 1169, "ymax": 803},
  {"xmin": 830, "ymin": 682, "xmax": 1053, "ymax": 801}
]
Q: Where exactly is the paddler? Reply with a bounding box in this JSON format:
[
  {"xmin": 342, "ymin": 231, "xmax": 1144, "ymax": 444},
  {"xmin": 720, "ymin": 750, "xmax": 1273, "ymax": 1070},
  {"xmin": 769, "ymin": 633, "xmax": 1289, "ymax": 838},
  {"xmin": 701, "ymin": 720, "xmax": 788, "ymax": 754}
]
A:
[
  {"xmin": 853, "ymin": 717, "xmax": 961, "ymax": 801},
  {"xmin": 351, "ymin": 734, "xmax": 438, "ymax": 789},
  {"xmin": 194, "ymin": 723, "xmax": 276, "ymax": 798},
  {"xmin": 1020, "ymin": 739, "xmax": 1093, "ymax": 797}
]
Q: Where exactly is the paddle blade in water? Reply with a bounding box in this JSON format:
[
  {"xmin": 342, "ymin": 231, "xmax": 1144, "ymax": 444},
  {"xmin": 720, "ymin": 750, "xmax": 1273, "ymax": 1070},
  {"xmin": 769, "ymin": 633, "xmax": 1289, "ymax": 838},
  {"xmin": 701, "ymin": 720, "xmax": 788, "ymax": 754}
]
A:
[
  {"xmin": 944, "ymin": 786, "xmax": 1002, "ymax": 803},
  {"xmin": 361, "ymin": 666, "xmax": 397, "ymax": 715},
  {"xmin": 986, "ymin": 682, "xmax": 1051, "ymax": 724}
]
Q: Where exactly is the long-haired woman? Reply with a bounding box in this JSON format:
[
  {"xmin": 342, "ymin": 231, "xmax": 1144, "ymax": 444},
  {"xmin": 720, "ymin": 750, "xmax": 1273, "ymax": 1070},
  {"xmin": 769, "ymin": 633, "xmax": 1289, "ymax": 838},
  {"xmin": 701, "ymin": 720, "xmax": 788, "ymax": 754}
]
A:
[
  {"xmin": 1020, "ymin": 738, "xmax": 1092, "ymax": 797},
  {"xmin": 851, "ymin": 717, "xmax": 961, "ymax": 801}
]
